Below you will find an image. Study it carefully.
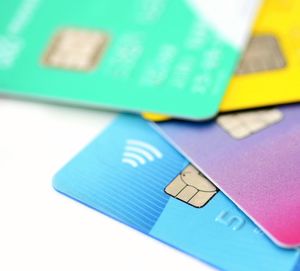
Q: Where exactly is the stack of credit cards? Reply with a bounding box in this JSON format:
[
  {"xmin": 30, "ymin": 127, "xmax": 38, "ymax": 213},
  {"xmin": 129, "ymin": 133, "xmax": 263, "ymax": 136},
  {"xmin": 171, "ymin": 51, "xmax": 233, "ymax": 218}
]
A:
[
  {"xmin": 53, "ymin": 115, "xmax": 300, "ymax": 271},
  {"xmin": 2, "ymin": 0, "xmax": 300, "ymax": 270}
]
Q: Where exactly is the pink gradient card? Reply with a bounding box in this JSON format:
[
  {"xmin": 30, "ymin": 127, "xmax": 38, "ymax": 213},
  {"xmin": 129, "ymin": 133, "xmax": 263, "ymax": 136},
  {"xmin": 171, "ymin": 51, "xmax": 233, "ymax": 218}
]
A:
[{"xmin": 154, "ymin": 105, "xmax": 300, "ymax": 248}]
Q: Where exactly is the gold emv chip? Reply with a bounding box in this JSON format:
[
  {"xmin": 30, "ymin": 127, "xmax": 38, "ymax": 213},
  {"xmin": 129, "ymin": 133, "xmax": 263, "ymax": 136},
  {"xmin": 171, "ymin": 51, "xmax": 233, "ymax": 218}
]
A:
[
  {"xmin": 43, "ymin": 28, "xmax": 109, "ymax": 71},
  {"xmin": 236, "ymin": 35, "xmax": 286, "ymax": 75},
  {"xmin": 217, "ymin": 109, "xmax": 283, "ymax": 139},
  {"xmin": 165, "ymin": 164, "xmax": 218, "ymax": 208}
]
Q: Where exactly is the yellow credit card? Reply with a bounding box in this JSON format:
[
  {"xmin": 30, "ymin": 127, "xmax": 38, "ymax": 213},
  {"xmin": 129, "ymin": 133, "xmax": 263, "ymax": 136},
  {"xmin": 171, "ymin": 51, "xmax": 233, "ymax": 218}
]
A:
[
  {"xmin": 221, "ymin": 0, "xmax": 300, "ymax": 112},
  {"xmin": 143, "ymin": 0, "xmax": 300, "ymax": 121}
]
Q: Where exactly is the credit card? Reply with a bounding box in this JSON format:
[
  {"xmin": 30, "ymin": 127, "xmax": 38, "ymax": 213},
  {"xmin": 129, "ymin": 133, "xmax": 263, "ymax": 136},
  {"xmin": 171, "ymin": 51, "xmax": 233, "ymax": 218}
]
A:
[
  {"xmin": 0, "ymin": 0, "xmax": 260, "ymax": 120},
  {"xmin": 220, "ymin": 0, "xmax": 300, "ymax": 111},
  {"xmin": 154, "ymin": 105, "xmax": 300, "ymax": 247},
  {"xmin": 142, "ymin": 0, "xmax": 300, "ymax": 122},
  {"xmin": 54, "ymin": 114, "xmax": 300, "ymax": 271}
]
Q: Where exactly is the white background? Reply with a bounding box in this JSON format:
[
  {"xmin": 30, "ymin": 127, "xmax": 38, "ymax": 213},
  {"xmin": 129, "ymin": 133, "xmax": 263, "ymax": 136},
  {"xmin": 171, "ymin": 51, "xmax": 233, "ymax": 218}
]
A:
[{"xmin": 0, "ymin": 98, "xmax": 215, "ymax": 271}]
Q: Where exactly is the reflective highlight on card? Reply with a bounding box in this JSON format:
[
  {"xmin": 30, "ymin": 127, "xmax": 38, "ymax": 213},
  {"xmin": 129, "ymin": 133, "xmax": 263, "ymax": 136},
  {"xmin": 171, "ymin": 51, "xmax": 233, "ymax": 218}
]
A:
[
  {"xmin": 53, "ymin": 115, "xmax": 300, "ymax": 271},
  {"xmin": 155, "ymin": 104, "xmax": 300, "ymax": 247},
  {"xmin": 0, "ymin": 0, "xmax": 260, "ymax": 119}
]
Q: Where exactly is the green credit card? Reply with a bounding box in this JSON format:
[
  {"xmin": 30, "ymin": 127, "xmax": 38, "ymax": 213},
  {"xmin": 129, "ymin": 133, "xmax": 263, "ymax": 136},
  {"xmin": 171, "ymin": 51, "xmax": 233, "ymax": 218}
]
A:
[{"xmin": 0, "ymin": 0, "xmax": 260, "ymax": 120}]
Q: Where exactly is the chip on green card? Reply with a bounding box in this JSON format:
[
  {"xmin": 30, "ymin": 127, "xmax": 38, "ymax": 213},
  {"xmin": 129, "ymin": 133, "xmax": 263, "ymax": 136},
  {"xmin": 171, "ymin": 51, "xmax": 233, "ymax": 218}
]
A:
[{"xmin": 0, "ymin": 0, "xmax": 260, "ymax": 120}]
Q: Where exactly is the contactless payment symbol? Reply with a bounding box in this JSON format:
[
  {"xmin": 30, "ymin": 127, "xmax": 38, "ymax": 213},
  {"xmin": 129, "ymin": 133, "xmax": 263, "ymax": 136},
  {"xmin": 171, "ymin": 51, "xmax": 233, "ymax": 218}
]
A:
[
  {"xmin": 122, "ymin": 139, "xmax": 163, "ymax": 168},
  {"xmin": 165, "ymin": 164, "xmax": 218, "ymax": 208}
]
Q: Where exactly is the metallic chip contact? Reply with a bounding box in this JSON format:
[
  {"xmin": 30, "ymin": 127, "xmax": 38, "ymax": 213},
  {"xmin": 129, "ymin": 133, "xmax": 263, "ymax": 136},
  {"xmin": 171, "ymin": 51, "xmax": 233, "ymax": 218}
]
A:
[
  {"xmin": 236, "ymin": 35, "xmax": 286, "ymax": 74},
  {"xmin": 165, "ymin": 164, "xmax": 218, "ymax": 208},
  {"xmin": 217, "ymin": 109, "xmax": 283, "ymax": 139},
  {"xmin": 43, "ymin": 28, "xmax": 109, "ymax": 71}
]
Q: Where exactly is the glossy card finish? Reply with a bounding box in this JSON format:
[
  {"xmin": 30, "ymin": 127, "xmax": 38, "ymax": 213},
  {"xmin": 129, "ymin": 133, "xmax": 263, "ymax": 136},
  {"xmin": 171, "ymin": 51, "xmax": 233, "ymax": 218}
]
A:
[
  {"xmin": 0, "ymin": 0, "xmax": 260, "ymax": 120},
  {"xmin": 155, "ymin": 105, "xmax": 300, "ymax": 247},
  {"xmin": 54, "ymin": 115, "xmax": 300, "ymax": 271}
]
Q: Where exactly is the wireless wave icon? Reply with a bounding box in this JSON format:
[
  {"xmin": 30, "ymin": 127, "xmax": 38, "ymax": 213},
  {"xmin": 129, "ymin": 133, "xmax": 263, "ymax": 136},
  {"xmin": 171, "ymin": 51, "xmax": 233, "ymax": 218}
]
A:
[{"xmin": 122, "ymin": 139, "xmax": 163, "ymax": 168}]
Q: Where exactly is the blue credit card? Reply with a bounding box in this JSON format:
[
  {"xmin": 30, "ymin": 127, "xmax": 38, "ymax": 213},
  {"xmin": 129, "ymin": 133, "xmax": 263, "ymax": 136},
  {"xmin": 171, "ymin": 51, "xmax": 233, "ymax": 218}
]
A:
[{"xmin": 53, "ymin": 115, "xmax": 300, "ymax": 271}]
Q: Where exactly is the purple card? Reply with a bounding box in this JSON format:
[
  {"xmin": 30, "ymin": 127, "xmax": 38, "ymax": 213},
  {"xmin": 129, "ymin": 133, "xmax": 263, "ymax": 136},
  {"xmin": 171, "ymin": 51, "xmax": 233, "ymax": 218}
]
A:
[{"xmin": 154, "ymin": 105, "xmax": 300, "ymax": 248}]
